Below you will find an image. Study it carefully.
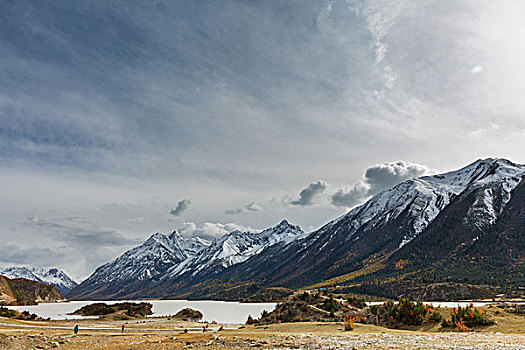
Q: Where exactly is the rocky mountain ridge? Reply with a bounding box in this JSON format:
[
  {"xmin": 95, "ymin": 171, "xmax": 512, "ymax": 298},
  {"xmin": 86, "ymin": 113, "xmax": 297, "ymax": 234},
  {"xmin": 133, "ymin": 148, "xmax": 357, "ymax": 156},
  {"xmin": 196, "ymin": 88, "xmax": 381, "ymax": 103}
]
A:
[{"xmin": 67, "ymin": 158, "xmax": 525, "ymax": 300}]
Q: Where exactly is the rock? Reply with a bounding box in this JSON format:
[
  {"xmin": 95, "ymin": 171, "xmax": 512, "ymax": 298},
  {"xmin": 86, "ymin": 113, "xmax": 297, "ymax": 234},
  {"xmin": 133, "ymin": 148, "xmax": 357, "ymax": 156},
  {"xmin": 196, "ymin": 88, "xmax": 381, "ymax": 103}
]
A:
[{"xmin": 173, "ymin": 308, "xmax": 203, "ymax": 321}]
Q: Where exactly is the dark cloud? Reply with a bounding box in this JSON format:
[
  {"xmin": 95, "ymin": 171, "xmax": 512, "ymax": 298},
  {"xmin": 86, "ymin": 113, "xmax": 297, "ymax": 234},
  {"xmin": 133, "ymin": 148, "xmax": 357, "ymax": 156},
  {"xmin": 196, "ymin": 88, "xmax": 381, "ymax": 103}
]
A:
[
  {"xmin": 364, "ymin": 161, "xmax": 434, "ymax": 195},
  {"xmin": 331, "ymin": 161, "xmax": 435, "ymax": 207},
  {"xmin": 169, "ymin": 199, "xmax": 192, "ymax": 217},
  {"xmin": 288, "ymin": 180, "xmax": 328, "ymax": 207},
  {"xmin": 331, "ymin": 181, "xmax": 369, "ymax": 208}
]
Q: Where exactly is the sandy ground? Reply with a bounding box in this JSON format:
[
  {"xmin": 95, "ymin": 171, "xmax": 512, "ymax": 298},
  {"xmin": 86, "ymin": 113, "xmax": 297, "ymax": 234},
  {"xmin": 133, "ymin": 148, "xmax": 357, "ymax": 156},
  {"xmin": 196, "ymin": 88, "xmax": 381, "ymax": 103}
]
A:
[{"xmin": 0, "ymin": 306, "xmax": 524, "ymax": 349}]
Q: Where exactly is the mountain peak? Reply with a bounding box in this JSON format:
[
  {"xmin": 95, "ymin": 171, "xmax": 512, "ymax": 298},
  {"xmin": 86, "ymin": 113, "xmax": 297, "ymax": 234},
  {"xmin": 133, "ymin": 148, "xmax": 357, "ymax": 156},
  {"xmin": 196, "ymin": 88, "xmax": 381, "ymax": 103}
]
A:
[
  {"xmin": 279, "ymin": 219, "xmax": 291, "ymax": 226},
  {"xmin": 168, "ymin": 230, "xmax": 183, "ymax": 241},
  {"xmin": 148, "ymin": 232, "xmax": 166, "ymax": 240},
  {"xmin": 0, "ymin": 266, "xmax": 77, "ymax": 294},
  {"xmin": 464, "ymin": 157, "xmax": 522, "ymax": 172}
]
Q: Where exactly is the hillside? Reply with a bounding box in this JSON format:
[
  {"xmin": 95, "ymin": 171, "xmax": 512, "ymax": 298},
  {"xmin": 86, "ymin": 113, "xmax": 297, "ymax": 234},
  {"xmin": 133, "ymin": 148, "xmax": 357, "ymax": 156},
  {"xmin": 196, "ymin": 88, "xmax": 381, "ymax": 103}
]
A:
[
  {"xmin": 201, "ymin": 158, "xmax": 525, "ymax": 299},
  {"xmin": 67, "ymin": 232, "xmax": 210, "ymax": 300},
  {"xmin": 0, "ymin": 267, "xmax": 77, "ymax": 294},
  {"xmin": 68, "ymin": 220, "xmax": 303, "ymax": 300},
  {"xmin": 0, "ymin": 275, "xmax": 65, "ymax": 305},
  {"xmin": 68, "ymin": 158, "xmax": 525, "ymax": 301}
]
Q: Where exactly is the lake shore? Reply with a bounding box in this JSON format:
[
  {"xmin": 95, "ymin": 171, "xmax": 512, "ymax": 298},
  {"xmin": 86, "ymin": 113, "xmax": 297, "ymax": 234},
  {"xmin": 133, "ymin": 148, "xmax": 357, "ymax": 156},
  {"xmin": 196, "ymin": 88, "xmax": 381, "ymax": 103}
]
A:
[{"xmin": 1, "ymin": 304, "xmax": 524, "ymax": 349}]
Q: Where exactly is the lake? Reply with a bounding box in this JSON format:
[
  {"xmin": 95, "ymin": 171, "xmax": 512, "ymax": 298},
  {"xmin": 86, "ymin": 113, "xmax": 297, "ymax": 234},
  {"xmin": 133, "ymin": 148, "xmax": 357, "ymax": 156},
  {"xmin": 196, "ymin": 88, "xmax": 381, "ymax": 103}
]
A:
[{"xmin": 6, "ymin": 300, "xmax": 276, "ymax": 324}]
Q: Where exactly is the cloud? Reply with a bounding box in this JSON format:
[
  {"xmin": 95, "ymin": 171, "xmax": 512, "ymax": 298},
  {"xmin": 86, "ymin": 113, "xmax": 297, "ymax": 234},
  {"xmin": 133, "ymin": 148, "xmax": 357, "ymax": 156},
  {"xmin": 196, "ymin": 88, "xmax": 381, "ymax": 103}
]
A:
[
  {"xmin": 4, "ymin": 215, "xmax": 145, "ymax": 281},
  {"xmin": 331, "ymin": 161, "xmax": 436, "ymax": 207},
  {"xmin": 331, "ymin": 181, "xmax": 370, "ymax": 208},
  {"xmin": 22, "ymin": 218, "xmax": 142, "ymax": 246},
  {"xmin": 169, "ymin": 199, "xmax": 191, "ymax": 217},
  {"xmin": 287, "ymin": 180, "xmax": 328, "ymax": 207},
  {"xmin": 2, "ymin": 0, "xmax": 525, "ymax": 280},
  {"xmin": 177, "ymin": 222, "xmax": 257, "ymax": 241},
  {"xmin": 245, "ymin": 202, "xmax": 263, "ymax": 212},
  {"xmin": 225, "ymin": 208, "xmax": 243, "ymax": 215},
  {"xmin": 467, "ymin": 122, "xmax": 500, "ymax": 140},
  {"xmin": 225, "ymin": 201, "xmax": 263, "ymax": 215},
  {"xmin": 0, "ymin": 244, "xmax": 66, "ymax": 267}
]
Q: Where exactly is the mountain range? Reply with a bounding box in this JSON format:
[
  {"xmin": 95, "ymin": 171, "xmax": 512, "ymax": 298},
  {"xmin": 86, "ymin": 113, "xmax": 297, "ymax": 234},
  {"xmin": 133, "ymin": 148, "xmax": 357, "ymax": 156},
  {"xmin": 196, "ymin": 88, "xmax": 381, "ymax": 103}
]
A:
[
  {"xmin": 67, "ymin": 158, "xmax": 525, "ymax": 301},
  {"xmin": 0, "ymin": 275, "xmax": 65, "ymax": 305},
  {"xmin": 0, "ymin": 267, "xmax": 78, "ymax": 294}
]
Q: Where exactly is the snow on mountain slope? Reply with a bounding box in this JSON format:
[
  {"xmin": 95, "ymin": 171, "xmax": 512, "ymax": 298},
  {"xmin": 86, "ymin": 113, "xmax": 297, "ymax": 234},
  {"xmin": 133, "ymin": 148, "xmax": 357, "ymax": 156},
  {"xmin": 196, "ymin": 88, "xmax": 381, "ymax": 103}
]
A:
[
  {"xmin": 0, "ymin": 266, "xmax": 77, "ymax": 294},
  {"xmin": 304, "ymin": 158, "xmax": 525, "ymax": 251},
  {"xmin": 82, "ymin": 232, "xmax": 210, "ymax": 285},
  {"xmin": 167, "ymin": 220, "xmax": 305, "ymax": 277}
]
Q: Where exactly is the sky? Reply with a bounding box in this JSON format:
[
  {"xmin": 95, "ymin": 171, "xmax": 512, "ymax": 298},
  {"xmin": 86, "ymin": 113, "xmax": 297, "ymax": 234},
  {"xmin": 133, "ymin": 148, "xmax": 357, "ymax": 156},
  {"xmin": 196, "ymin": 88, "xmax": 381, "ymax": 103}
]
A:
[{"xmin": 1, "ymin": 0, "xmax": 524, "ymax": 281}]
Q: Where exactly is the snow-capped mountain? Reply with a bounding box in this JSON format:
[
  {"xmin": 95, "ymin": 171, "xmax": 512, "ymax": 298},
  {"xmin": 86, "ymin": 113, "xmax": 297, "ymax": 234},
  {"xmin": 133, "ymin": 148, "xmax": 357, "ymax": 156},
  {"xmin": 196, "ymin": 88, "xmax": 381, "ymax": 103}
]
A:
[
  {"xmin": 68, "ymin": 158, "xmax": 525, "ymax": 300},
  {"xmin": 167, "ymin": 220, "xmax": 305, "ymax": 277},
  {"xmin": 209, "ymin": 158, "xmax": 525, "ymax": 291},
  {"xmin": 308, "ymin": 158, "xmax": 525, "ymax": 251},
  {"xmin": 0, "ymin": 267, "xmax": 78, "ymax": 294},
  {"xmin": 67, "ymin": 221, "xmax": 304, "ymax": 299},
  {"xmin": 66, "ymin": 231, "xmax": 210, "ymax": 299}
]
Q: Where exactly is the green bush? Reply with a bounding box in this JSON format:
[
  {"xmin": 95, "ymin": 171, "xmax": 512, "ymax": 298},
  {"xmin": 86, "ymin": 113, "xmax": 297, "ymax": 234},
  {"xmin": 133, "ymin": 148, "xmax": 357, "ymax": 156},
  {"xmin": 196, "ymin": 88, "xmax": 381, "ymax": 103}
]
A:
[
  {"xmin": 394, "ymin": 299, "xmax": 428, "ymax": 325},
  {"xmin": 373, "ymin": 299, "xmax": 443, "ymax": 326},
  {"xmin": 429, "ymin": 310, "xmax": 443, "ymax": 322},
  {"xmin": 0, "ymin": 307, "xmax": 39, "ymax": 320},
  {"xmin": 441, "ymin": 305, "xmax": 494, "ymax": 328},
  {"xmin": 322, "ymin": 296, "xmax": 341, "ymax": 313},
  {"xmin": 347, "ymin": 295, "xmax": 367, "ymax": 309}
]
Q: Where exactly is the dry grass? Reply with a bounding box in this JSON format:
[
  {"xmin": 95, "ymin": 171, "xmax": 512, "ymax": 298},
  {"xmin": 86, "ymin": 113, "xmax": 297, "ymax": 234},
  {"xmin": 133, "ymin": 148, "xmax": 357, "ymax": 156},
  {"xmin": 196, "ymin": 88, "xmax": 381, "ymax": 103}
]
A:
[{"xmin": 0, "ymin": 306, "xmax": 524, "ymax": 349}]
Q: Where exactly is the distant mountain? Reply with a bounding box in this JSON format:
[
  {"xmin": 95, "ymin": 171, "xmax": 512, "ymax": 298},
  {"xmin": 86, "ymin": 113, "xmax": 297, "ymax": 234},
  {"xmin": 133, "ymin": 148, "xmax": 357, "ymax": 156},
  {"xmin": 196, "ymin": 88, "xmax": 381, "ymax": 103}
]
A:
[
  {"xmin": 166, "ymin": 220, "xmax": 304, "ymax": 278},
  {"xmin": 149, "ymin": 220, "xmax": 305, "ymax": 299},
  {"xmin": 0, "ymin": 275, "xmax": 65, "ymax": 305},
  {"xmin": 67, "ymin": 220, "xmax": 304, "ymax": 300},
  {"xmin": 67, "ymin": 232, "xmax": 210, "ymax": 299},
  {"xmin": 68, "ymin": 158, "xmax": 525, "ymax": 301},
  {"xmin": 0, "ymin": 267, "xmax": 77, "ymax": 294}
]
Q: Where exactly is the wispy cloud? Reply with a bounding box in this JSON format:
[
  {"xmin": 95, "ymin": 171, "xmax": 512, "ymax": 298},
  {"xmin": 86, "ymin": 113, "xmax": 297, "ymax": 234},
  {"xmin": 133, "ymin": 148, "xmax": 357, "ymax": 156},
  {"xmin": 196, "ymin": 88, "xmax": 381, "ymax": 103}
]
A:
[
  {"xmin": 1, "ymin": 0, "xmax": 524, "ymax": 279},
  {"xmin": 225, "ymin": 201, "xmax": 263, "ymax": 215}
]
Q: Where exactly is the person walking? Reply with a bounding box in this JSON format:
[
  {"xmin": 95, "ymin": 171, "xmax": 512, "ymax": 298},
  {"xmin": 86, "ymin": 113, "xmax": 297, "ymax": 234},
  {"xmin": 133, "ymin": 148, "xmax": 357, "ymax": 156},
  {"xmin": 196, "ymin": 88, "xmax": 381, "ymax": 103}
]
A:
[
  {"xmin": 73, "ymin": 325, "xmax": 79, "ymax": 335},
  {"xmin": 121, "ymin": 324, "xmax": 125, "ymax": 333}
]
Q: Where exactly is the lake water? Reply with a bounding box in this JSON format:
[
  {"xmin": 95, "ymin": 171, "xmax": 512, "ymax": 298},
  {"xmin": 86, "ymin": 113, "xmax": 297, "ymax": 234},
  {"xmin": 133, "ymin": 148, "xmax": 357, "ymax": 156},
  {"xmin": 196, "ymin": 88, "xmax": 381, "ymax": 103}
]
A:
[{"xmin": 6, "ymin": 300, "xmax": 276, "ymax": 324}]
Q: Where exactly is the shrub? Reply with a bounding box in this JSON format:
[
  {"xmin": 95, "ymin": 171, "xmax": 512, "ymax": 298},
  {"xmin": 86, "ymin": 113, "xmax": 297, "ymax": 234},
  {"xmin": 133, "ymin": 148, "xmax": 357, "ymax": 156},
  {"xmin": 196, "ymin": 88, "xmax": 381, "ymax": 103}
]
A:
[
  {"xmin": 0, "ymin": 307, "xmax": 39, "ymax": 320},
  {"xmin": 246, "ymin": 315, "xmax": 256, "ymax": 325},
  {"xmin": 370, "ymin": 305, "xmax": 380, "ymax": 316},
  {"xmin": 343, "ymin": 313, "xmax": 356, "ymax": 331},
  {"xmin": 456, "ymin": 318, "xmax": 469, "ymax": 332},
  {"xmin": 372, "ymin": 299, "xmax": 447, "ymax": 326},
  {"xmin": 322, "ymin": 296, "xmax": 341, "ymax": 313},
  {"xmin": 441, "ymin": 306, "xmax": 494, "ymax": 328},
  {"xmin": 429, "ymin": 310, "xmax": 443, "ymax": 322},
  {"xmin": 392, "ymin": 299, "xmax": 428, "ymax": 325},
  {"xmin": 347, "ymin": 295, "xmax": 367, "ymax": 309},
  {"xmin": 441, "ymin": 318, "xmax": 453, "ymax": 327}
]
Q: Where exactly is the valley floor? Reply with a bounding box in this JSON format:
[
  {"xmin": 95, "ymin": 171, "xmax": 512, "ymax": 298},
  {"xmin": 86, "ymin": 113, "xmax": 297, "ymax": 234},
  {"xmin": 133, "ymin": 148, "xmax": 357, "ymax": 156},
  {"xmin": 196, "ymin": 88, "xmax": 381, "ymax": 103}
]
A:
[{"xmin": 0, "ymin": 306, "xmax": 524, "ymax": 349}]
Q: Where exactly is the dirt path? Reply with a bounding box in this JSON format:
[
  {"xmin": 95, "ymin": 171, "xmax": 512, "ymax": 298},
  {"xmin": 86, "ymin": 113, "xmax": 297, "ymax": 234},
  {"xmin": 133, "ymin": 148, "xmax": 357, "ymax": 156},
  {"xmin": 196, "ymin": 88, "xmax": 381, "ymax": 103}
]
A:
[{"xmin": 0, "ymin": 322, "xmax": 237, "ymax": 332}]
